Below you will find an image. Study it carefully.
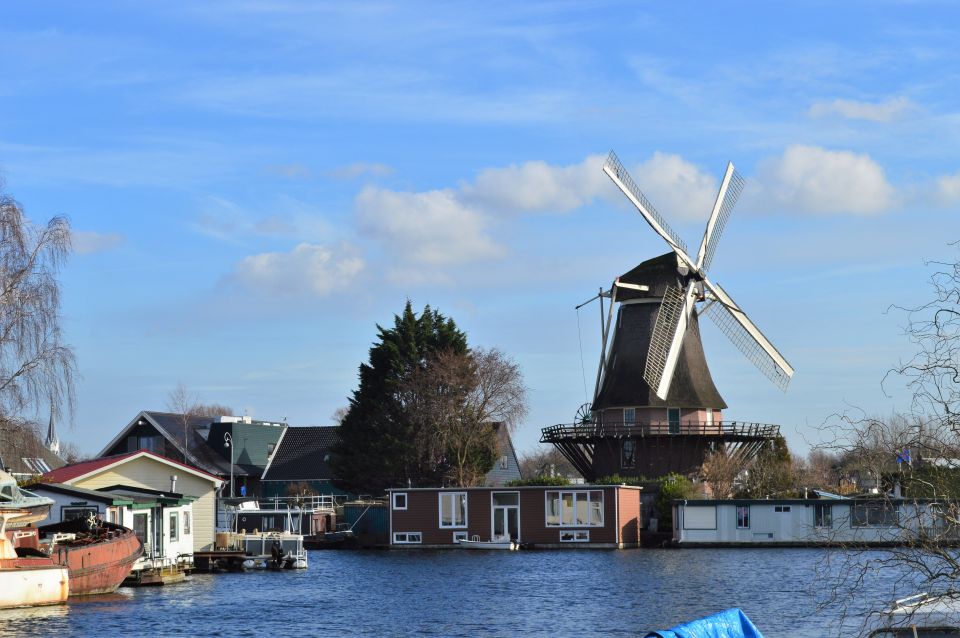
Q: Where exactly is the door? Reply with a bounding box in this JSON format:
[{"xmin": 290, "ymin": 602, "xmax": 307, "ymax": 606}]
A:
[
  {"xmin": 668, "ymin": 408, "xmax": 681, "ymax": 434},
  {"xmin": 491, "ymin": 492, "xmax": 520, "ymax": 542}
]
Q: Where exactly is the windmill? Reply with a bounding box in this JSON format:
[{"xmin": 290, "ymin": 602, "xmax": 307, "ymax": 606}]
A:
[{"xmin": 541, "ymin": 150, "xmax": 792, "ymax": 480}]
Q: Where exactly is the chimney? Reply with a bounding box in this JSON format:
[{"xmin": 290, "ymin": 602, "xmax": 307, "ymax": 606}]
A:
[{"xmin": 170, "ymin": 474, "xmax": 178, "ymax": 493}]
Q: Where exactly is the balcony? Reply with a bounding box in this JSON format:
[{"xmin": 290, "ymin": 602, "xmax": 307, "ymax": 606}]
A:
[{"xmin": 540, "ymin": 420, "xmax": 779, "ymax": 442}]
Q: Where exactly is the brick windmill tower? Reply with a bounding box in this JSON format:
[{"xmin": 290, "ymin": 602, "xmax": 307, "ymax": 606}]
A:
[{"xmin": 542, "ymin": 152, "xmax": 794, "ymax": 480}]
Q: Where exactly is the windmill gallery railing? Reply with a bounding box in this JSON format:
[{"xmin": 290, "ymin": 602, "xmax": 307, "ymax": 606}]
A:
[{"xmin": 540, "ymin": 420, "xmax": 779, "ymax": 442}]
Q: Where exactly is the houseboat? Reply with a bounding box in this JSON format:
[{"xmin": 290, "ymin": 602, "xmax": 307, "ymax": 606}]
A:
[
  {"xmin": 216, "ymin": 499, "xmax": 309, "ymax": 568},
  {"xmin": 672, "ymin": 495, "xmax": 959, "ymax": 547},
  {"xmin": 388, "ymin": 485, "xmax": 642, "ymax": 549}
]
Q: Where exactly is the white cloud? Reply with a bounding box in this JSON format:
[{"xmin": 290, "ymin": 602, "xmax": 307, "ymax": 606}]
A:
[
  {"xmin": 936, "ymin": 172, "xmax": 960, "ymax": 204},
  {"xmin": 629, "ymin": 152, "xmax": 719, "ymax": 222},
  {"xmin": 72, "ymin": 230, "xmax": 125, "ymax": 255},
  {"xmin": 327, "ymin": 162, "xmax": 394, "ymax": 180},
  {"xmin": 355, "ymin": 186, "xmax": 502, "ymax": 265},
  {"xmin": 232, "ymin": 242, "xmax": 363, "ymax": 296},
  {"xmin": 750, "ymin": 145, "xmax": 895, "ymax": 215},
  {"xmin": 461, "ymin": 154, "xmax": 609, "ymax": 213},
  {"xmin": 194, "ymin": 195, "xmax": 331, "ymax": 243},
  {"xmin": 808, "ymin": 96, "xmax": 916, "ymax": 123},
  {"xmin": 264, "ymin": 162, "xmax": 311, "ymax": 178}
]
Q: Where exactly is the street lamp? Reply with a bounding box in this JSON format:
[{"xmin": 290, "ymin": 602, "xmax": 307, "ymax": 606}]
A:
[{"xmin": 223, "ymin": 432, "xmax": 234, "ymax": 498}]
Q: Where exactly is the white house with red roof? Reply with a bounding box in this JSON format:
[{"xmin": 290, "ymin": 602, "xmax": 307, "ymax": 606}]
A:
[{"xmin": 43, "ymin": 450, "xmax": 223, "ymax": 552}]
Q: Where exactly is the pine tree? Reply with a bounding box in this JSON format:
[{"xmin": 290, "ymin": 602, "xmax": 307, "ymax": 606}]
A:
[{"xmin": 331, "ymin": 301, "xmax": 467, "ymax": 493}]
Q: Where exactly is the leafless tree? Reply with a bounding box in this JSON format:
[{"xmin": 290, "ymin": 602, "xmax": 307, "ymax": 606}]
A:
[
  {"xmin": 193, "ymin": 403, "xmax": 234, "ymax": 417},
  {"xmin": 401, "ymin": 348, "xmax": 528, "ymax": 487},
  {"xmin": 700, "ymin": 448, "xmax": 745, "ymax": 498},
  {"xmin": 518, "ymin": 445, "xmax": 581, "ymax": 480},
  {"xmin": 0, "ymin": 183, "xmax": 75, "ymax": 428}
]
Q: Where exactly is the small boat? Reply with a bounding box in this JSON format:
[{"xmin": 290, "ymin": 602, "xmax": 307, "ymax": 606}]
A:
[
  {"xmin": 0, "ymin": 470, "xmax": 53, "ymax": 527},
  {"xmin": 457, "ymin": 534, "xmax": 519, "ymax": 550},
  {"xmin": 36, "ymin": 516, "xmax": 143, "ymax": 595},
  {"xmin": 0, "ymin": 512, "xmax": 69, "ymax": 609},
  {"xmin": 868, "ymin": 592, "xmax": 960, "ymax": 637}
]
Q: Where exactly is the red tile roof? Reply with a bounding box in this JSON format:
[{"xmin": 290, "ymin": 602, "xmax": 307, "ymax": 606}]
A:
[{"xmin": 42, "ymin": 449, "xmax": 222, "ymax": 484}]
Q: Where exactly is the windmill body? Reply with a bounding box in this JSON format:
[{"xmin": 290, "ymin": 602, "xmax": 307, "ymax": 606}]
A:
[{"xmin": 541, "ymin": 152, "xmax": 792, "ymax": 481}]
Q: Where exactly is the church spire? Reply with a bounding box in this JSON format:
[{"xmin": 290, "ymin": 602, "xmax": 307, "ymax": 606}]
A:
[{"xmin": 46, "ymin": 399, "xmax": 60, "ymax": 455}]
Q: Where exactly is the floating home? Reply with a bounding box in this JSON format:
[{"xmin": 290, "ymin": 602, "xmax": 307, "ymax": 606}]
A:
[
  {"xmin": 388, "ymin": 485, "xmax": 642, "ymax": 549},
  {"xmin": 672, "ymin": 496, "xmax": 960, "ymax": 547}
]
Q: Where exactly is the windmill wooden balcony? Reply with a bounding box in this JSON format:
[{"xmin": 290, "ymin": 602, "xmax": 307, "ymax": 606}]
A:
[{"xmin": 540, "ymin": 419, "xmax": 780, "ymax": 481}]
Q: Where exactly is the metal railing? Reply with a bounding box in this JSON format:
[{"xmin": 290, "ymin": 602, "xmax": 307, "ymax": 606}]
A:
[{"xmin": 540, "ymin": 420, "xmax": 779, "ymax": 441}]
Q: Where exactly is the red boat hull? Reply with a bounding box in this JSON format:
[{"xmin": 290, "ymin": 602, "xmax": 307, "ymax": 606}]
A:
[{"xmin": 38, "ymin": 520, "xmax": 143, "ymax": 596}]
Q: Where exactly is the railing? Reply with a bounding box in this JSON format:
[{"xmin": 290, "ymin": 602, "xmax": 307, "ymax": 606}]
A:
[
  {"xmin": 218, "ymin": 494, "xmax": 336, "ymax": 512},
  {"xmin": 540, "ymin": 420, "xmax": 779, "ymax": 441}
]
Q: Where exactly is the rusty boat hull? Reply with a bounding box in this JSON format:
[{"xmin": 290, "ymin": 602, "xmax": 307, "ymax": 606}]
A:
[{"xmin": 38, "ymin": 519, "xmax": 143, "ymax": 596}]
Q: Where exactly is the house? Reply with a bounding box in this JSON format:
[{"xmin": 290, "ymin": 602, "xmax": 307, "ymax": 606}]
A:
[
  {"xmin": 43, "ymin": 450, "xmax": 222, "ymax": 551},
  {"xmin": 0, "ymin": 422, "xmax": 65, "ymax": 481},
  {"xmin": 672, "ymin": 496, "xmax": 954, "ymax": 547},
  {"xmin": 97, "ymin": 411, "xmax": 286, "ymax": 496},
  {"xmin": 260, "ymin": 426, "xmax": 351, "ymax": 498},
  {"xmin": 388, "ymin": 485, "xmax": 642, "ymax": 549},
  {"xmin": 31, "ymin": 482, "xmax": 195, "ymax": 571},
  {"xmin": 483, "ymin": 423, "xmax": 522, "ymax": 487}
]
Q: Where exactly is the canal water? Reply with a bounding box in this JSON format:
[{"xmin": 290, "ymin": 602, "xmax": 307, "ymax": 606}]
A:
[{"xmin": 0, "ymin": 548, "xmax": 917, "ymax": 637}]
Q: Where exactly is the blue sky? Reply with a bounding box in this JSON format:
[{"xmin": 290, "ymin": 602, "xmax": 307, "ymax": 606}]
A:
[{"xmin": 2, "ymin": 1, "xmax": 958, "ymax": 457}]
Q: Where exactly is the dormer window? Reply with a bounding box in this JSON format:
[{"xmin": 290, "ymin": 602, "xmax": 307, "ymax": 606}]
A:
[{"xmin": 624, "ymin": 408, "xmax": 636, "ymax": 425}]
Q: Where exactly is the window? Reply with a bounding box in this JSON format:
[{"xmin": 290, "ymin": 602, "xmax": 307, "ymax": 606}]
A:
[
  {"xmin": 545, "ymin": 491, "xmax": 604, "ymax": 527},
  {"xmin": 560, "ymin": 530, "xmax": 590, "ymax": 542},
  {"xmin": 852, "ymin": 502, "xmax": 897, "ymax": 527},
  {"xmin": 133, "ymin": 513, "xmax": 148, "ymax": 543},
  {"xmin": 815, "ymin": 504, "xmax": 832, "ymax": 528},
  {"xmin": 393, "ymin": 532, "xmax": 422, "ymax": 544},
  {"xmin": 21, "ymin": 458, "xmax": 50, "ymax": 474},
  {"xmin": 62, "ymin": 506, "xmax": 98, "ymax": 522},
  {"xmin": 705, "ymin": 408, "xmax": 714, "ymax": 426},
  {"xmin": 392, "ymin": 492, "xmax": 408, "ymax": 510},
  {"xmin": 499, "ymin": 455, "xmax": 508, "ymax": 470},
  {"xmin": 439, "ymin": 492, "xmax": 467, "ymax": 528},
  {"xmin": 623, "ymin": 408, "xmax": 636, "ymax": 424},
  {"xmin": 668, "ymin": 408, "xmax": 681, "ymax": 434},
  {"xmin": 183, "ymin": 512, "xmax": 191, "ymax": 535},
  {"xmin": 169, "ymin": 512, "xmax": 179, "ymax": 542},
  {"xmin": 453, "ymin": 531, "xmax": 468, "ymax": 543},
  {"xmin": 774, "ymin": 505, "xmax": 792, "ymax": 513},
  {"xmin": 492, "ymin": 492, "xmax": 518, "ymax": 506},
  {"xmin": 621, "ymin": 440, "xmax": 636, "ymax": 468},
  {"xmin": 736, "ymin": 505, "xmax": 750, "ymax": 529}
]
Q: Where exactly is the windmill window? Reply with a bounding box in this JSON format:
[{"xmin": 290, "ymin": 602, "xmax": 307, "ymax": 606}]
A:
[
  {"xmin": 623, "ymin": 408, "xmax": 636, "ymax": 425},
  {"xmin": 621, "ymin": 440, "xmax": 636, "ymax": 468},
  {"xmin": 705, "ymin": 408, "xmax": 714, "ymax": 426},
  {"xmin": 668, "ymin": 408, "xmax": 681, "ymax": 434}
]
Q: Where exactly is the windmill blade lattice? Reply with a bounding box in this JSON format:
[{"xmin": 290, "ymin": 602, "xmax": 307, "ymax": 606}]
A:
[
  {"xmin": 701, "ymin": 300, "xmax": 792, "ymax": 391},
  {"xmin": 603, "ymin": 151, "xmax": 690, "ymax": 260},
  {"xmin": 699, "ymin": 168, "xmax": 744, "ymax": 274},
  {"xmin": 644, "ymin": 283, "xmax": 686, "ymax": 394}
]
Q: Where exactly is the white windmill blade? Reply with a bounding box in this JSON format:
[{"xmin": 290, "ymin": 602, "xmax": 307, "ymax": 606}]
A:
[
  {"xmin": 701, "ymin": 278, "xmax": 795, "ymax": 390},
  {"xmin": 696, "ymin": 162, "xmax": 744, "ymax": 274},
  {"xmin": 644, "ymin": 280, "xmax": 697, "ymax": 400},
  {"xmin": 603, "ymin": 151, "xmax": 698, "ymax": 273}
]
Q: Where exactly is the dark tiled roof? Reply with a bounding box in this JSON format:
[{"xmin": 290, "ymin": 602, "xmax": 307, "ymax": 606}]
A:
[
  {"xmin": 0, "ymin": 424, "xmax": 65, "ymax": 476},
  {"xmin": 261, "ymin": 426, "xmax": 340, "ymax": 482}
]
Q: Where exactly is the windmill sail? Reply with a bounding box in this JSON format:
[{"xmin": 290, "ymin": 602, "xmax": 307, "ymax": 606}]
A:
[{"xmin": 696, "ymin": 162, "xmax": 744, "ymax": 274}]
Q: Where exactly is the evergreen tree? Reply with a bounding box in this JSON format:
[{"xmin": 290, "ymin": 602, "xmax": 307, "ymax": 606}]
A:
[{"xmin": 331, "ymin": 301, "xmax": 467, "ymax": 493}]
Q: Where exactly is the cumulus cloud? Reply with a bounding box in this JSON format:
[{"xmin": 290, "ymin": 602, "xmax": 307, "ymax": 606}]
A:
[
  {"xmin": 629, "ymin": 152, "xmax": 719, "ymax": 221},
  {"xmin": 936, "ymin": 172, "xmax": 960, "ymax": 204},
  {"xmin": 750, "ymin": 145, "xmax": 895, "ymax": 215},
  {"xmin": 461, "ymin": 154, "xmax": 610, "ymax": 213},
  {"xmin": 194, "ymin": 195, "xmax": 331, "ymax": 243},
  {"xmin": 355, "ymin": 186, "xmax": 502, "ymax": 265},
  {"xmin": 72, "ymin": 230, "xmax": 125, "ymax": 255},
  {"xmin": 232, "ymin": 242, "xmax": 364, "ymax": 296},
  {"xmin": 808, "ymin": 96, "xmax": 916, "ymax": 122}
]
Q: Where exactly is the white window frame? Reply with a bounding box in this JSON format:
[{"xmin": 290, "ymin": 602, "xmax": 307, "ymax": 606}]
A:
[
  {"xmin": 169, "ymin": 512, "xmax": 179, "ymax": 542},
  {"xmin": 623, "ymin": 407, "xmax": 636, "ymax": 424},
  {"xmin": 183, "ymin": 511, "xmax": 191, "ymax": 535},
  {"xmin": 545, "ymin": 490, "xmax": 604, "ymax": 528},
  {"xmin": 705, "ymin": 408, "xmax": 714, "ymax": 426},
  {"xmin": 392, "ymin": 492, "xmax": 408, "ymax": 511},
  {"xmin": 438, "ymin": 492, "xmax": 468, "ymax": 529},
  {"xmin": 736, "ymin": 505, "xmax": 750, "ymax": 529},
  {"xmin": 453, "ymin": 531, "xmax": 469, "ymax": 543},
  {"xmin": 392, "ymin": 532, "xmax": 422, "ymax": 544},
  {"xmin": 560, "ymin": 530, "xmax": 590, "ymax": 542}
]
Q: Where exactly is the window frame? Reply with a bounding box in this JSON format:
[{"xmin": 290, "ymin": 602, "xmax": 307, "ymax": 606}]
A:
[
  {"xmin": 62, "ymin": 506, "xmax": 99, "ymax": 522},
  {"xmin": 438, "ymin": 492, "xmax": 468, "ymax": 529},
  {"xmin": 183, "ymin": 511, "xmax": 191, "ymax": 535},
  {"xmin": 623, "ymin": 407, "xmax": 636, "ymax": 425},
  {"xmin": 814, "ymin": 504, "xmax": 833, "ymax": 528},
  {"xmin": 169, "ymin": 512, "xmax": 179, "ymax": 542},
  {"xmin": 392, "ymin": 532, "xmax": 422, "ymax": 544},
  {"xmin": 621, "ymin": 439, "xmax": 636, "ymax": 468},
  {"xmin": 559, "ymin": 530, "xmax": 590, "ymax": 543},
  {"xmin": 668, "ymin": 407, "xmax": 681, "ymax": 434},
  {"xmin": 736, "ymin": 505, "xmax": 750, "ymax": 529},
  {"xmin": 774, "ymin": 505, "xmax": 792, "ymax": 513},
  {"xmin": 392, "ymin": 492, "xmax": 408, "ymax": 511},
  {"xmin": 453, "ymin": 531, "xmax": 469, "ymax": 543},
  {"xmin": 545, "ymin": 490, "xmax": 604, "ymax": 528}
]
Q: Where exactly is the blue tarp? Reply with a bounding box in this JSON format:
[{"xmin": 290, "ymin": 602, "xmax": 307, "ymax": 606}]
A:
[{"xmin": 645, "ymin": 608, "xmax": 764, "ymax": 638}]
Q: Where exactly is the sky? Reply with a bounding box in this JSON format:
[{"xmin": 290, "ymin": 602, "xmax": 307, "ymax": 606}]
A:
[{"xmin": 2, "ymin": 1, "xmax": 959, "ymax": 458}]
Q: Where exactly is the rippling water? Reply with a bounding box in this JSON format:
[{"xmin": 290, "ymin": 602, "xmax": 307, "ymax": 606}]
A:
[{"xmin": 0, "ymin": 548, "xmax": 916, "ymax": 637}]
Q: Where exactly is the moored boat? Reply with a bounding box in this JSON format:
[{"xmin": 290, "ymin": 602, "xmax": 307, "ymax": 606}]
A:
[
  {"xmin": 36, "ymin": 517, "xmax": 143, "ymax": 596},
  {"xmin": 0, "ymin": 512, "xmax": 69, "ymax": 609},
  {"xmin": 457, "ymin": 534, "xmax": 518, "ymax": 550},
  {"xmin": 0, "ymin": 470, "xmax": 53, "ymax": 528}
]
